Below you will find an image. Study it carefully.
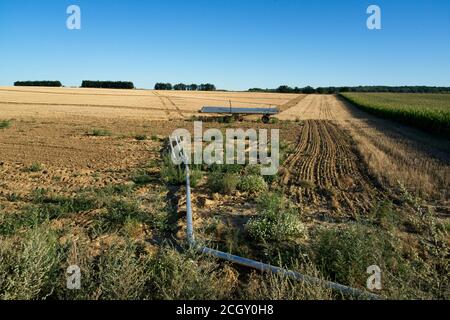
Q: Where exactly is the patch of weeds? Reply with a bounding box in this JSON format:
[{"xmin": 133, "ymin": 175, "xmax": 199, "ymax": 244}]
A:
[
  {"xmin": 269, "ymin": 117, "xmax": 280, "ymax": 124},
  {"xmin": 89, "ymin": 129, "xmax": 112, "ymax": 137},
  {"xmin": 0, "ymin": 211, "xmax": 24, "ymax": 236},
  {"xmin": 122, "ymin": 217, "xmax": 143, "ymax": 238},
  {"xmin": 187, "ymin": 167, "xmax": 203, "ymax": 188},
  {"xmin": 246, "ymin": 193, "xmax": 304, "ymax": 242},
  {"xmin": 0, "ymin": 206, "xmax": 53, "ymax": 236},
  {"xmin": 242, "ymin": 261, "xmax": 332, "ymax": 300},
  {"xmin": 6, "ymin": 193, "xmax": 20, "ymax": 202},
  {"xmin": 135, "ymin": 135, "xmax": 147, "ymax": 141},
  {"xmin": 207, "ymin": 172, "xmax": 239, "ymax": 195},
  {"xmin": 0, "ymin": 225, "xmax": 61, "ymax": 300},
  {"xmin": 97, "ymin": 242, "xmax": 151, "ymax": 300},
  {"xmin": 311, "ymin": 224, "xmax": 424, "ymax": 298},
  {"xmin": 161, "ymin": 155, "xmax": 203, "ymax": 187},
  {"xmin": 244, "ymin": 165, "xmax": 278, "ymax": 185},
  {"xmin": 372, "ymin": 201, "xmax": 399, "ymax": 230},
  {"xmin": 96, "ymin": 184, "xmax": 134, "ymax": 197},
  {"xmin": 147, "ymin": 246, "xmax": 237, "ymax": 300},
  {"xmin": 0, "ymin": 120, "xmax": 11, "ymax": 129},
  {"xmin": 244, "ymin": 165, "xmax": 261, "ymax": 176},
  {"xmin": 131, "ymin": 170, "xmax": 152, "ymax": 185},
  {"xmin": 238, "ymin": 175, "xmax": 268, "ymax": 194},
  {"xmin": 151, "ymin": 135, "xmax": 159, "ymax": 142},
  {"xmin": 91, "ymin": 199, "xmax": 148, "ymax": 236},
  {"xmin": 54, "ymin": 233, "xmax": 97, "ymax": 300},
  {"xmin": 26, "ymin": 163, "xmax": 43, "ymax": 173},
  {"xmin": 161, "ymin": 155, "xmax": 185, "ymax": 186},
  {"xmin": 217, "ymin": 116, "xmax": 236, "ymax": 124},
  {"xmin": 208, "ymin": 163, "xmax": 243, "ymax": 175},
  {"xmin": 31, "ymin": 189, "xmax": 97, "ymax": 217}
]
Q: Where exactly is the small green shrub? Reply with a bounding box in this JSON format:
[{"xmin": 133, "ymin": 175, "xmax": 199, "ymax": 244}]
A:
[
  {"xmin": 208, "ymin": 172, "xmax": 239, "ymax": 194},
  {"xmin": 27, "ymin": 163, "xmax": 43, "ymax": 172},
  {"xmin": 246, "ymin": 193, "xmax": 304, "ymax": 242},
  {"xmin": 238, "ymin": 175, "xmax": 268, "ymax": 194},
  {"xmin": 135, "ymin": 135, "xmax": 147, "ymax": 141},
  {"xmin": 0, "ymin": 120, "xmax": 11, "ymax": 129}
]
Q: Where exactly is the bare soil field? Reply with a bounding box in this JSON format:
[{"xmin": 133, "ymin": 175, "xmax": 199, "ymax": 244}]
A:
[{"xmin": 0, "ymin": 87, "xmax": 448, "ymax": 300}]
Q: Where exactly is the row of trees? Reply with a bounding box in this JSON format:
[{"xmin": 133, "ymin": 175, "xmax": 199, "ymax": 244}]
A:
[
  {"xmin": 14, "ymin": 81, "xmax": 62, "ymax": 87},
  {"xmin": 81, "ymin": 81, "xmax": 135, "ymax": 89},
  {"xmin": 249, "ymin": 86, "xmax": 450, "ymax": 94},
  {"xmin": 154, "ymin": 83, "xmax": 216, "ymax": 91}
]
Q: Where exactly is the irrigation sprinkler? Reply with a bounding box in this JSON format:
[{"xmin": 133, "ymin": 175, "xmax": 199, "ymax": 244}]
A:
[{"xmin": 168, "ymin": 135, "xmax": 382, "ymax": 300}]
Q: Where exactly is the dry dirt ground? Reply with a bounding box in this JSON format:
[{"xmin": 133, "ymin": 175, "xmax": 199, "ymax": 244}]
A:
[{"xmin": 0, "ymin": 87, "xmax": 448, "ymax": 219}]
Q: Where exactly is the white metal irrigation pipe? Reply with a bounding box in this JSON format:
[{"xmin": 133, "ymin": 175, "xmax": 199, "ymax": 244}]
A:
[{"xmin": 168, "ymin": 136, "xmax": 381, "ymax": 300}]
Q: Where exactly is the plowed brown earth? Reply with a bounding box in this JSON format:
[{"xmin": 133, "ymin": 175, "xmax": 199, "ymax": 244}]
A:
[{"xmin": 281, "ymin": 120, "xmax": 382, "ymax": 216}]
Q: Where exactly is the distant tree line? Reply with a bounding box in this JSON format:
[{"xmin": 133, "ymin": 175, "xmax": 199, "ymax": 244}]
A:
[
  {"xmin": 249, "ymin": 86, "xmax": 450, "ymax": 94},
  {"xmin": 81, "ymin": 81, "xmax": 134, "ymax": 89},
  {"xmin": 14, "ymin": 81, "xmax": 62, "ymax": 87},
  {"xmin": 154, "ymin": 83, "xmax": 216, "ymax": 91}
]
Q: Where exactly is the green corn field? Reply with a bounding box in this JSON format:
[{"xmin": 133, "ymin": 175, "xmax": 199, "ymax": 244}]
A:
[{"xmin": 341, "ymin": 93, "xmax": 450, "ymax": 138}]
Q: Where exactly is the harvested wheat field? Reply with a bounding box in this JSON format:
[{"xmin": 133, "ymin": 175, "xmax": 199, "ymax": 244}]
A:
[
  {"xmin": 0, "ymin": 87, "xmax": 297, "ymax": 121},
  {"xmin": 0, "ymin": 87, "xmax": 449, "ymax": 300}
]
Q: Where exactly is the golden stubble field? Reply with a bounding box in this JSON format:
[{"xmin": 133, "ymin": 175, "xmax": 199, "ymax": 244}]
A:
[{"xmin": 0, "ymin": 86, "xmax": 298, "ymax": 121}]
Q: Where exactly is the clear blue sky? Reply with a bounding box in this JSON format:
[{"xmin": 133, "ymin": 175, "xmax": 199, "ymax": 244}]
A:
[{"xmin": 1, "ymin": 0, "xmax": 449, "ymax": 90}]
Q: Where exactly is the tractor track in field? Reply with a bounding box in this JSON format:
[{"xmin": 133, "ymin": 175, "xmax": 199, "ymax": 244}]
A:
[
  {"xmin": 281, "ymin": 120, "xmax": 384, "ymax": 216},
  {"xmin": 153, "ymin": 92, "xmax": 185, "ymax": 118},
  {"xmin": 153, "ymin": 92, "xmax": 172, "ymax": 117},
  {"xmin": 278, "ymin": 94, "xmax": 307, "ymax": 112},
  {"xmin": 164, "ymin": 95, "xmax": 185, "ymax": 118}
]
